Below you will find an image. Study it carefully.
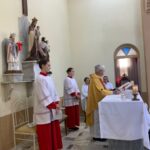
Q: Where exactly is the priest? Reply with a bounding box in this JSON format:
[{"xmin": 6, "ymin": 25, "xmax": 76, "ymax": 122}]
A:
[{"xmin": 86, "ymin": 64, "xmax": 118, "ymax": 141}]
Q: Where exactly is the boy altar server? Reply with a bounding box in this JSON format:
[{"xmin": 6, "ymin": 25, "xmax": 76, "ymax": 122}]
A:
[{"xmin": 34, "ymin": 59, "xmax": 62, "ymax": 150}]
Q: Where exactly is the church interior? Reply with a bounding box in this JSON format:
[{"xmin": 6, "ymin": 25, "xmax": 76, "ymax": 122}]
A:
[{"xmin": 0, "ymin": 0, "xmax": 150, "ymax": 150}]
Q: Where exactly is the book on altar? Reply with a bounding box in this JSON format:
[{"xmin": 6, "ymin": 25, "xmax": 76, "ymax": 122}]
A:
[{"xmin": 118, "ymin": 81, "xmax": 134, "ymax": 91}]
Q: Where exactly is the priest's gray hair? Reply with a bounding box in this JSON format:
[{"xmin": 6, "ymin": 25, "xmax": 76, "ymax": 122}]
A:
[{"xmin": 95, "ymin": 64, "xmax": 105, "ymax": 72}]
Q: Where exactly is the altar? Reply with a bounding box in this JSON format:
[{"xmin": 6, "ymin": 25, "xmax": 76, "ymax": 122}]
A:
[{"xmin": 98, "ymin": 94, "xmax": 150, "ymax": 150}]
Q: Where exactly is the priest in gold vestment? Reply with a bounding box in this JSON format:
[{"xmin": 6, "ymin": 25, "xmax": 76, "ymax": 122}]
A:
[{"xmin": 86, "ymin": 65, "xmax": 113, "ymax": 141}]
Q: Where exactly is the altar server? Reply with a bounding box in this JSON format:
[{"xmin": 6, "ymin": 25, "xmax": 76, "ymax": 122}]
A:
[
  {"xmin": 103, "ymin": 76, "xmax": 114, "ymax": 90},
  {"xmin": 34, "ymin": 59, "xmax": 62, "ymax": 150},
  {"xmin": 64, "ymin": 67, "xmax": 81, "ymax": 130},
  {"xmin": 81, "ymin": 77, "xmax": 90, "ymax": 122}
]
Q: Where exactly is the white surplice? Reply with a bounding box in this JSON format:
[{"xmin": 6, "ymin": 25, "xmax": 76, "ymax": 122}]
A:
[
  {"xmin": 81, "ymin": 84, "xmax": 88, "ymax": 111},
  {"xmin": 34, "ymin": 74, "xmax": 60, "ymax": 125},
  {"xmin": 105, "ymin": 82, "xmax": 114, "ymax": 90},
  {"xmin": 63, "ymin": 77, "xmax": 80, "ymax": 107}
]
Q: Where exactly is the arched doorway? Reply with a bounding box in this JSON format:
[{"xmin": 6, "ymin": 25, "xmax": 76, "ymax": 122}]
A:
[{"xmin": 114, "ymin": 44, "xmax": 141, "ymax": 91}]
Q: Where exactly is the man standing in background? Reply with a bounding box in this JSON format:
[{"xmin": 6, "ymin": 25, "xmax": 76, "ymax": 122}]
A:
[
  {"xmin": 103, "ymin": 75, "xmax": 114, "ymax": 90},
  {"xmin": 81, "ymin": 77, "xmax": 90, "ymax": 122}
]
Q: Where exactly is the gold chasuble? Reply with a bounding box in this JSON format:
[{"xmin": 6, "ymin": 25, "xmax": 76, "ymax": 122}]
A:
[{"xmin": 86, "ymin": 74, "xmax": 113, "ymax": 126}]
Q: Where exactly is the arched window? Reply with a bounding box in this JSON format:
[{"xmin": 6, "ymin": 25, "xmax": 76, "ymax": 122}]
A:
[
  {"xmin": 114, "ymin": 44, "xmax": 141, "ymax": 90},
  {"xmin": 116, "ymin": 47, "xmax": 138, "ymax": 57}
]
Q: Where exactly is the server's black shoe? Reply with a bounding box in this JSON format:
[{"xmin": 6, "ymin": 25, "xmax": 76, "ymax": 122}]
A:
[{"xmin": 93, "ymin": 138, "xmax": 107, "ymax": 142}]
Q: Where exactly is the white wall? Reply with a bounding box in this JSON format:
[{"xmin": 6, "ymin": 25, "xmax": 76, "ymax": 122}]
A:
[
  {"xmin": 0, "ymin": 0, "xmax": 22, "ymax": 117},
  {"xmin": 68, "ymin": 0, "xmax": 146, "ymax": 92},
  {"xmin": 0, "ymin": 0, "xmax": 147, "ymax": 117},
  {"xmin": 0, "ymin": 0, "xmax": 71, "ymax": 117},
  {"xmin": 141, "ymin": 0, "xmax": 150, "ymax": 104},
  {"xmin": 28, "ymin": 0, "xmax": 71, "ymax": 95}
]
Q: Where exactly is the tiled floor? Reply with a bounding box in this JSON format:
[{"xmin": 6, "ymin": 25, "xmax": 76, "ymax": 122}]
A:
[
  {"xmin": 12, "ymin": 119, "xmax": 146, "ymax": 150},
  {"xmin": 62, "ymin": 122, "xmax": 108, "ymax": 150},
  {"xmin": 11, "ymin": 122, "xmax": 108, "ymax": 150}
]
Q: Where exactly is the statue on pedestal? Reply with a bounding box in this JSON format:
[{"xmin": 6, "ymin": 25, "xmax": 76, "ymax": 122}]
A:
[
  {"xmin": 25, "ymin": 17, "xmax": 39, "ymax": 60},
  {"xmin": 25, "ymin": 17, "xmax": 50, "ymax": 61},
  {"xmin": 6, "ymin": 33, "xmax": 22, "ymax": 73}
]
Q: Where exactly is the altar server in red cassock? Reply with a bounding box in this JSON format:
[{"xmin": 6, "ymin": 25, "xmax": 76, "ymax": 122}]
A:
[
  {"xmin": 34, "ymin": 59, "xmax": 62, "ymax": 150},
  {"xmin": 64, "ymin": 67, "xmax": 81, "ymax": 130}
]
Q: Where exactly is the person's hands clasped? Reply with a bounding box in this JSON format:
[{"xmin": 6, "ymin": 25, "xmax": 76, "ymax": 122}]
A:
[
  {"xmin": 56, "ymin": 103, "xmax": 60, "ymax": 114},
  {"xmin": 76, "ymin": 94, "xmax": 81, "ymax": 100}
]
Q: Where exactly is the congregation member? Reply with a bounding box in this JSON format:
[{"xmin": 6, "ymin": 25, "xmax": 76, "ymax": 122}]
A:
[
  {"xmin": 86, "ymin": 64, "xmax": 119, "ymax": 141},
  {"xmin": 103, "ymin": 75, "xmax": 114, "ymax": 90},
  {"xmin": 64, "ymin": 67, "xmax": 81, "ymax": 130},
  {"xmin": 34, "ymin": 59, "xmax": 62, "ymax": 150},
  {"xmin": 81, "ymin": 77, "xmax": 90, "ymax": 122}
]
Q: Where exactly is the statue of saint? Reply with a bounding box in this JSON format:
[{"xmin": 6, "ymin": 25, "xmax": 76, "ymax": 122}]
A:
[
  {"xmin": 6, "ymin": 33, "xmax": 22, "ymax": 73},
  {"xmin": 26, "ymin": 17, "xmax": 39, "ymax": 60}
]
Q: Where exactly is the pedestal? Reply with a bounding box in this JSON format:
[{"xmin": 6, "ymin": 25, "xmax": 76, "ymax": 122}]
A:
[
  {"xmin": 1, "ymin": 81, "xmax": 33, "ymax": 101},
  {"xmin": 22, "ymin": 60, "xmax": 40, "ymax": 81},
  {"xmin": 3, "ymin": 73, "xmax": 24, "ymax": 82}
]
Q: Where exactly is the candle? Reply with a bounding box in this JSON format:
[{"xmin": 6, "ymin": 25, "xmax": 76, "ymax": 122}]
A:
[
  {"xmin": 131, "ymin": 81, "xmax": 134, "ymax": 86},
  {"xmin": 132, "ymin": 85, "xmax": 138, "ymax": 94}
]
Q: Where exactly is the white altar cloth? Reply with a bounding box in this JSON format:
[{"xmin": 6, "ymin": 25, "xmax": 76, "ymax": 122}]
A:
[{"xmin": 98, "ymin": 95, "xmax": 150, "ymax": 149}]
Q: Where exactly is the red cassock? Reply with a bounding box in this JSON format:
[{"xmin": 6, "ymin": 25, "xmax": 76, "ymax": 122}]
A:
[
  {"xmin": 65, "ymin": 105, "xmax": 80, "ymax": 128},
  {"xmin": 34, "ymin": 72, "xmax": 63, "ymax": 150},
  {"xmin": 37, "ymin": 121, "xmax": 62, "ymax": 150},
  {"xmin": 64, "ymin": 76, "xmax": 80, "ymax": 129}
]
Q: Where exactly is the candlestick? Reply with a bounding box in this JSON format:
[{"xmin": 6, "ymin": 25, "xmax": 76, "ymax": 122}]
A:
[
  {"xmin": 132, "ymin": 85, "xmax": 139, "ymax": 101},
  {"xmin": 132, "ymin": 85, "xmax": 138, "ymax": 94}
]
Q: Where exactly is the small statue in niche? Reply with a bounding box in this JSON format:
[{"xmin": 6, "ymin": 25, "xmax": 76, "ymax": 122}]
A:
[
  {"xmin": 26, "ymin": 17, "xmax": 39, "ymax": 60},
  {"xmin": 39, "ymin": 37, "xmax": 50, "ymax": 60},
  {"xmin": 6, "ymin": 33, "xmax": 22, "ymax": 73}
]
